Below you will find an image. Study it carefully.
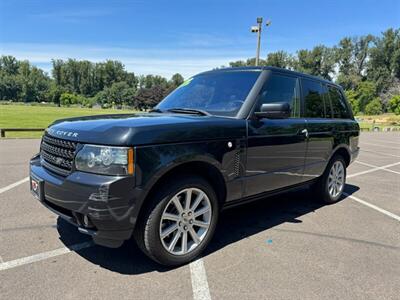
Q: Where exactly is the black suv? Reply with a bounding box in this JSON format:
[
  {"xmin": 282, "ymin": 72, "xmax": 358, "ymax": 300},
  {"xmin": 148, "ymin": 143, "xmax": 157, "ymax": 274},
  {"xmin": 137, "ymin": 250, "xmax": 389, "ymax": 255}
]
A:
[{"xmin": 30, "ymin": 67, "xmax": 360, "ymax": 266}]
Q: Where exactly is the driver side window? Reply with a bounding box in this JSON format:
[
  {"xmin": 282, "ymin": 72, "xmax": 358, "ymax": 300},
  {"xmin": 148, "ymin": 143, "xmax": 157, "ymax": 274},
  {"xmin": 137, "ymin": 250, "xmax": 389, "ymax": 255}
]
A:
[{"xmin": 255, "ymin": 73, "xmax": 300, "ymax": 118}]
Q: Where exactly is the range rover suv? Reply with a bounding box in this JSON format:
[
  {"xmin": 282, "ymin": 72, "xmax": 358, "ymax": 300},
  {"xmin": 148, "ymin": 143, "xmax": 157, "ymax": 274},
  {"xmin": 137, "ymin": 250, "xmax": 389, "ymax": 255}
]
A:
[{"xmin": 30, "ymin": 67, "xmax": 360, "ymax": 266}]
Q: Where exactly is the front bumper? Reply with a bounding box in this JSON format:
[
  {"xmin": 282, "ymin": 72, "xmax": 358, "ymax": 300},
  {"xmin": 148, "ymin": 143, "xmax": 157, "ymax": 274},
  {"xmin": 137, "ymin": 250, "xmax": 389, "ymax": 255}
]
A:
[{"xmin": 30, "ymin": 154, "xmax": 141, "ymax": 248}]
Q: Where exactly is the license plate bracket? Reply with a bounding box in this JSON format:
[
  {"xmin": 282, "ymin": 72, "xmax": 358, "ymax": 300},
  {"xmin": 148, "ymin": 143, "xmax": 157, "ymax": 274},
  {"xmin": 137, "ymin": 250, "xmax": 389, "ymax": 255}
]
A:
[{"xmin": 30, "ymin": 175, "xmax": 44, "ymax": 202}]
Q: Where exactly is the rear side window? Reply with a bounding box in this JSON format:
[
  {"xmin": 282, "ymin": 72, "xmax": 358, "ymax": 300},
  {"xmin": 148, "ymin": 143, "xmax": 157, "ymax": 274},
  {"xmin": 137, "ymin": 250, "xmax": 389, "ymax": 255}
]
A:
[
  {"xmin": 302, "ymin": 79, "xmax": 326, "ymax": 118},
  {"xmin": 328, "ymin": 86, "xmax": 350, "ymax": 119},
  {"xmin": 256, "ymin": 73, "xmax": 300, "ymax": 117}
]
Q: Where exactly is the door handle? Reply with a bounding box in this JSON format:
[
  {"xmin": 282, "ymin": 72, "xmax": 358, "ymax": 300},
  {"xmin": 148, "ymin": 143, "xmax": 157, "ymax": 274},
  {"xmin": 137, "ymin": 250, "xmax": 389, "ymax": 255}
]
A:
[{"xmin": 301, "ymin": 129, "xmax": 309, "ymax": 138}]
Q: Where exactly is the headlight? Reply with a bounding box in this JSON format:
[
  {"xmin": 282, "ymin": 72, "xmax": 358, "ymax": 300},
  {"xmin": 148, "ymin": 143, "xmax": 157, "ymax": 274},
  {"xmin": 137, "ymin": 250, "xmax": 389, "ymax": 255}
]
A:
[{"xmin": 75, "ymin": 145, "xmax": 134, "ymax": 175}]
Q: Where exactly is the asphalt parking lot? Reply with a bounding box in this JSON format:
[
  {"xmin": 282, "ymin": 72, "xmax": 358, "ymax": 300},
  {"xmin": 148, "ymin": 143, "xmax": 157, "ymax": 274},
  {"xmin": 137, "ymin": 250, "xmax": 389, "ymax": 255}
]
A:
[{"xmin": 0, "ymin": 132, "xmax": 399, "ymax": 300}]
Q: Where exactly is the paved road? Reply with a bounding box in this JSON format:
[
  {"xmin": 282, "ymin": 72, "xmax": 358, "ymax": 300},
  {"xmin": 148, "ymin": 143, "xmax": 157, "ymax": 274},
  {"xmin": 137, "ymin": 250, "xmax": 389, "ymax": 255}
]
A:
[{"xmin": 0, "ymin": 133, "xmax": 399, "ymax": 299}]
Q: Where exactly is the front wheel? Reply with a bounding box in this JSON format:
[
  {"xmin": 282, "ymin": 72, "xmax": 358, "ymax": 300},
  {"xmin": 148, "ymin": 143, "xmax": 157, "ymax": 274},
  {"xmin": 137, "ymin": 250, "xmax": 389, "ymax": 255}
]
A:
[
  {"xmin": 313, "ymin": 155, "xmax": 347, "ymax": 204},
  {"xmin": 134, "ymin": 176, "xmax": 219, "ymax": 266}
]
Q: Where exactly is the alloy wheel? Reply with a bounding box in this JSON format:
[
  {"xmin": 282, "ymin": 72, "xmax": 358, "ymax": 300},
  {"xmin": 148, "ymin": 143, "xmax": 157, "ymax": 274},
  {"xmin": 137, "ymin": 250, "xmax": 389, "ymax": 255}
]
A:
[
  {"xmin": 159, "ymin": 188, "xmax": 212, "ymax": 255},
  {"xmin": 328, "ymin": 161, "xmax": 345, "ymax": 198}
]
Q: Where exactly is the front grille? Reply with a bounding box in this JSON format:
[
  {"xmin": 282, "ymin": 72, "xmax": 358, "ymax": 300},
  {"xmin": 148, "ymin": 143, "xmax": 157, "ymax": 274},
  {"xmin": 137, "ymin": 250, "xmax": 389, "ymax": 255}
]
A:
[{"xmin": 40, "ymin": 133, "xmax": 77, "ymax": 176}]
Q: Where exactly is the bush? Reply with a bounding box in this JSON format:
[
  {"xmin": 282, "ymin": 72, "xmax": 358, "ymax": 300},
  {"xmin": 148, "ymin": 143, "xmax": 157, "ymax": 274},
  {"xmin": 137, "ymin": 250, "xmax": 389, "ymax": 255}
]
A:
[
  {"xmin": 345, "ymin": 90, "xmax": 360, "ymax": 115},
  {"xmin": 60, "ymin": 93, "xmax": 78, "ymax": 106},
  {"xmin": 81, "ymin": 96, "xmax": 97, "ymax": 108},
  {"xmin": 388, "ymin": 95, "xmax": 400, "ymax": 115},
  {"xmin": 46, "ymin": 84, "xmax": 66, "ymax": 106},
  {"xmin": 356, "ymin": 81, "xmax": 377, "ymax": 112},
  {"xmin": 364, "ymin": 98, "xmax": 383, "ymax": 115}
]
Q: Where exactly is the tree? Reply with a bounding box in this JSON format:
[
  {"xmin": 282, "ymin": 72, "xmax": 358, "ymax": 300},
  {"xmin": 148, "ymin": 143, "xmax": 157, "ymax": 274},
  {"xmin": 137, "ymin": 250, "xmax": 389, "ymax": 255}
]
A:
[
  {"xmin": 95, "ymin": 81, "xmax": 136, "ymax": 108},
  {"xmin": 102, "ymin": 60, "xmax": 126, "ymax": 88},
  {"xmin": 229, "ymin": 60, "xmax": 249, "ymax": 67},
  {"xmin": 356, "ymin": 81, "xmax": 377, "ymax": 111},
  {"xmin": 229, "ymin": 57, "xmax": 267, "ymax": 67},
  {"xmin": 0, "ymin": 55, "xmax": 20, "ymax": 75},
  {"xmin": 79, "ymin": 60, "xmax": 94, "ymax": 96},
  {"xmin": 345, "ymin": 90, "xmax": 360, "ymax": 115},
  {"xmin": 353, "ymin": 35, "xmax": 374, "ymax": 77},
  {"xmin": 265, "ymin": 51, "xmax": 293, "ymax": 69},
  {"xmin": 60, "ymin": 93, "xmax": 78, "ymax": 106},
  {"xmin": 0, "ymin": 72, "xmax": 22, "ymax": 100},
  {"xmin": 388, "ymin": 95, "xmax": 400, "ymax": 115},
  {"xmin": 368, "ymin": 28, "xmax": 400, "ymax": 93},
  {"xmin": 380, "ymin": 78, "xmax": 400, "ymax": 109},
  {"xmin": 335, "ymin": 37, "xmax": 368, "ymax": 90},
  {"xmin": 365, "ymin": 98, "xmax": 383, "ymax": 115},
  {"xmin": 51, "ymin": 59, "xmax": 64, "ymax": 86},
  {"xmin": 18, "ymin": 61, "xmax": 50, "ymax": 102},
  {"xmin": 134, "ymin": 85, "xmax": 168, "ymax": 110},
  {"xmin": 170, "ymin": 73, "xmax": 184, "ymax": 88},
  {"xmin": 336, "ymin": 38, "xmax": 354, "ymax": 76},
  {"xmin": 294, "ymin": 46, "xmax": 335, "ymax": 80}
]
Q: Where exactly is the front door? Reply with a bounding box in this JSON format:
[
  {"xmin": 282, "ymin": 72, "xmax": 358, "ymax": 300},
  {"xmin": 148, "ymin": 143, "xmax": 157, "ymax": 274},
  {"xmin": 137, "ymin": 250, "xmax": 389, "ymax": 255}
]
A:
[{"xmin": 245, "ymin": 72, "xmax": 308, "ymax": 197}]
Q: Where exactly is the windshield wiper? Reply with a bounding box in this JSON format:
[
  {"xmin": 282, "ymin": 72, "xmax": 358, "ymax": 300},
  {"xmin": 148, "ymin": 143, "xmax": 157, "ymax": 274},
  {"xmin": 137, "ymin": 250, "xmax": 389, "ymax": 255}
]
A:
[
  {"xmin": 149, "ymin": 108, "xmax": 164, "ymax": 113},
  {"xmin": 166, "ymin": 108, "xmax": 210, "ymax": 116}
]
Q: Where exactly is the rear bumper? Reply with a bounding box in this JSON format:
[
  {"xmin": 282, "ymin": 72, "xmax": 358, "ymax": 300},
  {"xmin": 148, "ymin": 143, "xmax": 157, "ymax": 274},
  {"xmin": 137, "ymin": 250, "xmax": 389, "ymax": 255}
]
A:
[
  {"xmin": 350, "ymin": 147, "xmax": 360, "ymax": 164},
  {"xmin": 30, "ymin": 154, "xmax": 142, "ymax": 248}
]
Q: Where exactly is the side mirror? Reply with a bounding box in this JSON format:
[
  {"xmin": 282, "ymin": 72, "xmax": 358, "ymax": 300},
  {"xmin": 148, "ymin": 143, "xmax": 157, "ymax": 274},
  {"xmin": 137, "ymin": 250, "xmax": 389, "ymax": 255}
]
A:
[{"xmin": 254, "ymin": 102, "xmax": 291, "ymax": 119}]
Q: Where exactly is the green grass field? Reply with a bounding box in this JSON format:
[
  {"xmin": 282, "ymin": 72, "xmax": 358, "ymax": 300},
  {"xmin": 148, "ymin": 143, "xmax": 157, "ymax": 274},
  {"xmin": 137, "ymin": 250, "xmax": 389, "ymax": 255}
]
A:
[
  {"xmin": 355, "ymin": 113, "xmax": 400, "ymax": 131},
  {"xmin": 0, "ymin": 104, "xmax": 138, "ymax": 138},
  {"xmin": 1, "ymin": 104, "xmax": 400, "ymax": 138}
]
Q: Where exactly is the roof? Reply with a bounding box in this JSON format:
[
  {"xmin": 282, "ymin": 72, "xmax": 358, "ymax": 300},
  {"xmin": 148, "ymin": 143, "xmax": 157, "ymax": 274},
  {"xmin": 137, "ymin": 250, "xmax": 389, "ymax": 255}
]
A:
[{"xmin": 197, "ymin": 66, "xmax": 341, "ymax": 89}]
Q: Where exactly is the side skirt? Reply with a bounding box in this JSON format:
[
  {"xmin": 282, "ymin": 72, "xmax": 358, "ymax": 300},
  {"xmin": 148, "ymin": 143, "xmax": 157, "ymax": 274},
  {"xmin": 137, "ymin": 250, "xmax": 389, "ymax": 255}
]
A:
[{"xmin": 222, "ymin": 179, "xmax": 318, "ymax": 210}]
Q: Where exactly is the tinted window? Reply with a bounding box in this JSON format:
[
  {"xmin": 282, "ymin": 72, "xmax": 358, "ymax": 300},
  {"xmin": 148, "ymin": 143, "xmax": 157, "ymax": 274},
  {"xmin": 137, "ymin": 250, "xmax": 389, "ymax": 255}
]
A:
[
  {"xmin": 256, "ymin": 74, "xmax": 300, "ymax": 117},
  {"xmin": 328, "ymin": 86, "xmax": 350, "ymax": 119},
  {"xmin": 157, "ymin": 71, "xmax": 261, "ymax": 117},
  {"xmin": 302, "ymin": 79, "xmax": 325, "ymax": 118}
]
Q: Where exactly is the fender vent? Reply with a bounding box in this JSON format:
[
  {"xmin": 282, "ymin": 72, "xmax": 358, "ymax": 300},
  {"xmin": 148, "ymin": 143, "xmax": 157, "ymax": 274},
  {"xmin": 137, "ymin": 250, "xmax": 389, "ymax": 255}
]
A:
[{"xmin": 234, "ymin": 151, "xmax": 240, "ymax": 176}]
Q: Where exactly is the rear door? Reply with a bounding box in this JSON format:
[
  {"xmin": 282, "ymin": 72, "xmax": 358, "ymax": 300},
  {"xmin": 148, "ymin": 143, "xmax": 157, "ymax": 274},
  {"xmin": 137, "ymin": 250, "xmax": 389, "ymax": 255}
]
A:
[
  {"xmin": 327, "ymin": 84, "xmax": 359, "ymax": 156},
  {"xmin": 245, "ymin": 72, "xmax": 308, "ymax": 196},
  {"xmin": 302, "ymin": 78, "xmax": 334, "ymax": 179}
]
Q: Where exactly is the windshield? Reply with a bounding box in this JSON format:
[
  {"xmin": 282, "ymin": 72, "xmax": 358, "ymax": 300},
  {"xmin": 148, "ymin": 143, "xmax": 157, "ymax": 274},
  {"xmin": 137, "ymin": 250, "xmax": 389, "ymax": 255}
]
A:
[{"xmin": 156, "ymin": 70, "xmax": 261, "ymax": 117}]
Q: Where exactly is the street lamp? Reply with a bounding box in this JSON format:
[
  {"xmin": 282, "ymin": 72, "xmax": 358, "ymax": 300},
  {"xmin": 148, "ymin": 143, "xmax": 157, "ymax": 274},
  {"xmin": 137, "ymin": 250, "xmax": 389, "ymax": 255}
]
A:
[{"xmin": 251, "ymin": 17, "xmax": 271, "ymax": 66}]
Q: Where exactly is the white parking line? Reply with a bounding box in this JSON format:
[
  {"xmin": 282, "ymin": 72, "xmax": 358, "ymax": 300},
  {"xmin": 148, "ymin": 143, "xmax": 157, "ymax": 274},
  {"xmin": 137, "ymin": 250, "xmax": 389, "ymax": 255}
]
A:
[
  {"xmin": 0, "ymin": 177, "xmax": 29, "ymax": 194},
  {"xmin": 190, "ymin": 258, "xmax": 212, "ymax": 300},
  {"xmin": 348, "ymin": 162, "xmax": 400, "ymax": 178},
  {"xmin": 0, "ymin": 241, "xmax": 93, "ymax": 271},
  {"xmin": 344, "ymin": 193, "xmax": 400, "ymax": 222},
  {"xmin": 354, "ymin": 161, "xmax": 400, "ymax": 175}
]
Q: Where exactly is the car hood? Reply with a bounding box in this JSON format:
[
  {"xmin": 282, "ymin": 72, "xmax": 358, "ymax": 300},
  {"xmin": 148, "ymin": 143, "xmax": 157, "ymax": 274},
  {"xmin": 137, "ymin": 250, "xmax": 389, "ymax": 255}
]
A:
[{"xmin": 46, "ymin": 113, "xmax": 246, "ymax": 146}]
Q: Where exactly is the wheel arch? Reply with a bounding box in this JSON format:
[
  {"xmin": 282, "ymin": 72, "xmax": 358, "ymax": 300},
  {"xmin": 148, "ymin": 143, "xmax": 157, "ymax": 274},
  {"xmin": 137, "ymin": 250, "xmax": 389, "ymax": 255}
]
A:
[
  {"xmin": 135, "ymin": 160, "xmax": 228, "ymax": 223},
  {"xmin": 330, "ymin": 144, "xmax": 351, "ymax": 166}
]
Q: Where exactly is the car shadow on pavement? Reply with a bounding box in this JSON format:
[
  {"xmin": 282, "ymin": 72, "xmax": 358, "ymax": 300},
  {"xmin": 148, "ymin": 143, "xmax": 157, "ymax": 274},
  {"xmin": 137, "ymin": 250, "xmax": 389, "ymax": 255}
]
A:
[
  {"xmin": 57, "ymin": 184, "xmax": 360, "ymax": 275},
  {"xmin": 206, "ymin": 184, "xmax": 360, "ymax": 256}
]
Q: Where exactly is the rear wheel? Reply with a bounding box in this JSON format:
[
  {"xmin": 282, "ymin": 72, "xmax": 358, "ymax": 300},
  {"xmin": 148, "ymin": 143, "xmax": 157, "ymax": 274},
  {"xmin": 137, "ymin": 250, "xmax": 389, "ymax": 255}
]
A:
[
  {"xmin": 134, "ymin": 176, "xmax": 219, "ymax": 266},
  {"xmin": 313, "ymin": 155, "xmax": 346, "ymax": 204}
]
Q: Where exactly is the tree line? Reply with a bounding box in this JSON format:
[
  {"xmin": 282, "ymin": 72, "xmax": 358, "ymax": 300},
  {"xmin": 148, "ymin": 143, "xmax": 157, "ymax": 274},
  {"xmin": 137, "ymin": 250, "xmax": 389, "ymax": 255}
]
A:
[
  {"xmin": 230, "ymin": 27, "xmax": 400, "ymax": 115},
  {"xmin": 0, "ymin": 56, "xmax": 184, "ymax": 110},
  {"xmin": 0, "ymin": 27, "xmax": 399, "ymax": 114}
]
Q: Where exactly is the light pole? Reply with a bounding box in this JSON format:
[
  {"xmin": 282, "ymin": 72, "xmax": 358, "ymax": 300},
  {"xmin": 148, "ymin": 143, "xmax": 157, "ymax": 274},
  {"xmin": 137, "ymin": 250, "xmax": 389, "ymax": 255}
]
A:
[{"xmin": 251, "ymin": 17, "xmax": 271, "ymax": 66}]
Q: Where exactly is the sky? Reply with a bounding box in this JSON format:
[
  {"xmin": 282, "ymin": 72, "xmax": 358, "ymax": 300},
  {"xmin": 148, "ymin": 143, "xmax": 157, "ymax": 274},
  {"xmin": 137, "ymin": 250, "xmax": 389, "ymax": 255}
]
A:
[{"xmin": 0, "ymin": 0, "xmax": 399, "ymax": 78}]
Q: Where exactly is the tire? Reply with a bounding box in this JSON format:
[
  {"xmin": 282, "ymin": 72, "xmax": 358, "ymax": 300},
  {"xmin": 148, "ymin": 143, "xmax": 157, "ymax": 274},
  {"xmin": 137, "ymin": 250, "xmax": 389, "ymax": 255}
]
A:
[
  {"xmin": 134, "ymin": 175, "xmax": 219, "ymax": 266},
  {"xmin": 313, "ymin": 155, "xmax": 347, "ymax": 204}
]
